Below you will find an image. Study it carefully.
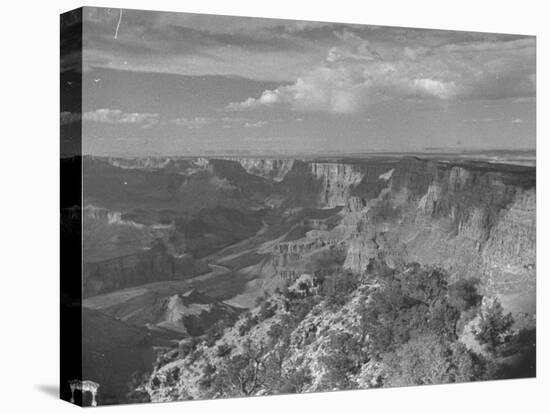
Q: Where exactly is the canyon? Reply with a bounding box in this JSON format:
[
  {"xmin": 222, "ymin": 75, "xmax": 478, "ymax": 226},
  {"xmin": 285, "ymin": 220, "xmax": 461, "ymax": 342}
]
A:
[{"xmin": 75, "ymin": 153, "xmax": 535, "ymax": 404}]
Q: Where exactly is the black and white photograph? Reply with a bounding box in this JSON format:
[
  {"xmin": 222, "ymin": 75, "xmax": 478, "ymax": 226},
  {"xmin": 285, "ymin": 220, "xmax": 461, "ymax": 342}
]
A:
[
  {"xmin": 1, "ymin": 1, "xmax": 548, "ymax": 413},
  {"xmin": 60, "ymin": 6, "xmax": 537, "ymax": 406}
]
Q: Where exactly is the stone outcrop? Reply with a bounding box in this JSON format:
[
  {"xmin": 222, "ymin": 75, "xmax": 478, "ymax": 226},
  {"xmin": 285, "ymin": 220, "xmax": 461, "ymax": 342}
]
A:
[
  {"xmin": 104, "ymin": 156, "xmax": 210, "ymax": 172},
  {"xmin": 310, "ymin": 162, "xmax": 364, "ymax": 207},
  {"xmin": 235, "ymin": 158, "xmax": 295, "ymax": 182}
]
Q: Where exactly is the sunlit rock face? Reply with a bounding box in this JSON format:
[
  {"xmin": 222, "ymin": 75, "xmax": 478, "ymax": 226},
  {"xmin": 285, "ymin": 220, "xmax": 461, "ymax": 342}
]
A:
[
  {"xmin": 481, "ymin": 189, "xmax": 536, "ymax": 311},
  {"xmin": 103, "ymin": 156, "xmax": 211, "ymax": 175},
  {"xmin": 310, "ymin": 162, "xmax": 364, "ymax": 207},
  {"xmin": 106, "ymin": 156, "xmax": 174, "ymax": 170},
  {"xmin": 236, "ymin": 158, "xmax": 295, "ymax": 182},
  {"xmin": 336, "ymin": 158, "xmax": 535, "ymax": 313},
  {"xmin": 346, "ymin": 196, "xmax": 367, "ymax": 212}
]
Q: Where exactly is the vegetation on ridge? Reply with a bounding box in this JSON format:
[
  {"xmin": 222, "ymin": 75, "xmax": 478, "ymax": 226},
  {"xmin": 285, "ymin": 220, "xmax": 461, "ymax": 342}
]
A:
[{"xmin": 143, "ymin": 260, "xmax": 532, "ymax": 400}]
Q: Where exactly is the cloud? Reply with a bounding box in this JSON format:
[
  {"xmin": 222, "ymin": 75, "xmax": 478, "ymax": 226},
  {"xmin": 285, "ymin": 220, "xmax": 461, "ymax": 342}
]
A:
[
  {"xmin": 511, "ymin": 118, "xmax": 524, "ymax": 124},
  {"xmin": 171, "ymin": 116, "xmax": 211, "ymax": 129},
  {"xmin": 227, "ymin": 34, "xmax": 535, "ymax": 114},
  {"xmin": 168, "ymin": 115, "xmax": 269, "ymax": 129},
  {"xmin": 83, "ymin": 108, "xmax": 160, "ymax": 128},
  {"xmin": 244, "ymin": 121, "xmax": 268, "ymax": 128},
  {"xmin": 218, "ymin": 116, "xmax": 269, "ymax": 129},
  {"xmin": 82, "ymin": 8, "xmax": 329, "ymax": 82},
  {"xmin": 82, "ymin": 7, "xmax": 536, "ymax": 95}
]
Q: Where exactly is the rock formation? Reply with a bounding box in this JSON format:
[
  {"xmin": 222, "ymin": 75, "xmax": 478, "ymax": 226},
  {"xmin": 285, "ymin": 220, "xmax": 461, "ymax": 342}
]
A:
[{"xmin": 235, "ymin": 158, "xmax": 295, "ymax": 182}]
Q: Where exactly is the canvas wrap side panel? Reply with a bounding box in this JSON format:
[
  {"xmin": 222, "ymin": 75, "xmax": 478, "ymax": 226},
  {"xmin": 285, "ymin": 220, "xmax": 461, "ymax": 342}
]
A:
[{"xmin": 60, "ymin": 7, "xmax": 83, "ymax": 406}]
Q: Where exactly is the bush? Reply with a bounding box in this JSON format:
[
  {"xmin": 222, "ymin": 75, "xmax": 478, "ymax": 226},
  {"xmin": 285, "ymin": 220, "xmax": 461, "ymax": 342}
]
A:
[
  {"xmin": 258, "ymin": 301, "xmax": 277, "ymax": 320},
  {"xmin": 211, "ymin": 340, "xmax": 268, "ymax": 396},
  {"xmin": 199, "ymin": 363, "xmax": 217, "ymax": 391},
  {"xmin": 319, "ymin": 332, "xmax": 364, "ymax": 389},
  {"xmin": 278, "ymin": 367, "xmax": 313, "ymax": 394},
  {"xmin": 238, "ymin": 314, "xmax": 258, "ymax": 336},
  {"xmin": 381, "ymin": 334, "xmax": 483, "ymax": 386},
  {"xmin": 358, "ymin": 263, "xmax": 462, "ymax": 357},
  {"xmin": 204, "ymin": 320, "xmax": 228, "ymax": 347},
  {"xmin": 267, "ymin": 322, "xmax": 284, "ymax": 344},
  {"xmin": 320, "ymin": 272, "xmax": 359, "ymax": 308},
  {"xmin": 216, "ymin": 343, "xmax": 233, "ymax": 358},
  {"xmin": 448, "ymin": 278, "xmax": 482, "ymax": 312},
  {"xmin": 177, "ymin": 338, "xmax": 200, "ymax": 358},
  {"xmin": 475, "ymin": 299, "xmax": 514, "ymax": 355}
]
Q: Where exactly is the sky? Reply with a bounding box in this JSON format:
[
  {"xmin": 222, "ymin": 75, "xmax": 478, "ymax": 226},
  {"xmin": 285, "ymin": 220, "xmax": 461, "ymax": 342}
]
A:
[{"xmin": 63, "ymin": 7, "xmax": 536, "ymax": 156}]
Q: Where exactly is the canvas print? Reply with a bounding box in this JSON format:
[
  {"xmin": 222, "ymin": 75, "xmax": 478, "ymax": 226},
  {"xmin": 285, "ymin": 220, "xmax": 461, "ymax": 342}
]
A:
[{"xmin": 60, "ymin": 7, "xmax": 536, "ymax": 406}]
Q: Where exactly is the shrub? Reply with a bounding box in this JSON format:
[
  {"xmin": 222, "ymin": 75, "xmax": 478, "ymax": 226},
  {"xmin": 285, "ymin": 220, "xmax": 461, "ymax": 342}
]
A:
[
  {"xmin": 358, "ymin": 263, "xmax": 462, "ymax": 357},
  {"xmin": 278, "ymin": 367, "xmax": 313, "ymax": 394},
  {"xmin": 238, "ymin": 314, "xmax": 258, "ymax": 336},
  {"xmin": 475, "ymin": 299, "xmax": 514, "ymax": 355},
  {"xmin": 216, "ymin": 343, "xmax": 233, "ymax": 358},
  {"xmin": 320, "ymin": 272, "xmax": 359, "ymax": 308},
  {"xmin": 199, "ymin": 363, "xmax": 217, "ymax": 391},
  {"xmin": 267, "ymin": 322, "xmax": 284, "ymax": 344},
  {"xmin": 177, "ymin": 338, "xmax": 200, "ymax": 358},
  {"xmin": 381, "ymin": 333, "xmax": 482, "ymax": 386},
  {"xmin": 448, "ymin": 278, "xmax": 482, "ymax": 312},
  {"xmin": 319, "ymin": 332, "xmax": 364, "ymax": 389},
  {"xmin": 211, "ymin": 340, "xmax": 268, "ymax": 396},
  {"xmin": 258, "ymin": 300, "xmax": 277, "ymax": 320},
  {"xmin": 204, "ymin": 320, "xmax": 228, "ymax": 347}
]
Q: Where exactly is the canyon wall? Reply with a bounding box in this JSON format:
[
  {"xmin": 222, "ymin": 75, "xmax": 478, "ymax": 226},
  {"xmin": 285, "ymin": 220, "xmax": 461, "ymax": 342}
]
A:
[
  {"xmin": 295, "ymin": 158, "xmax": 535, "ymax": 312},
  {"xmin": 82, "ymin": 155, "xmax": 535, "ymax": 314},
  {"xmin": 236, "ymin": 158, "xmax": 295, "ymax": 182},
  {"xmin": 83, "ymin": 245, "xmax": 209, "ymax": 297}
]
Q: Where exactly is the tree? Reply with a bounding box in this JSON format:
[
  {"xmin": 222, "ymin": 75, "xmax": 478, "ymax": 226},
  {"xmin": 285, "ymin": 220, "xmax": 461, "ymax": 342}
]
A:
[
  {"xmin": 258, "ymin": 300, "xmax": 277, "ymax": 320},
  {"xmin": 475, "ymin": 299, "xmax": 514, "ymax": 355},
  {"xmin": 319, "ymin": 332, "xmax": 364, "ymax": 390},
  {"xmin": 448, "ymin": 278, "xmax": 482, "ymax": 312},
  {"xmin": 320, "ymin": 272, "xmax": 359, "ymax": 308},
  {"xmin": 277, "ymin": 367, "xmax": 313, "ymax": 394},
  {"xmin": 216, "ymin": 343, "xmax": 233, "ymax": 358},
  {"xmin": 212, "ymin": 340, "xmax": 268, "ymax": 397},
  {"xmin": 381, "ymin": 334, "xmax": 481, "ymax": 386}
]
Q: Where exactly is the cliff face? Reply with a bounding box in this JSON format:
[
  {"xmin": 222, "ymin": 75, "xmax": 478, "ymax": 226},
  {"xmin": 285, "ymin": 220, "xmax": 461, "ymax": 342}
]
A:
[
  {"xmin": 83, "ymin": 155, "xmax": 535, "ymax": 314},
  {"xmin": 224, "ymin": 157, "xmax": 533, "ymax": 313},
  {"xmin": 481, "ymin": 189, "xmax": 536, "ymax": 308},
  {"xmin": 235, "ymin": 158, "xmax": 295, "ymax": 182},
  {"xmin": 310, "ymin": 162, "xmax": 364, "ymax": 207},
  {"xmin": 303, "ymin": 158, "xmax": 536, "ymax": 312},
  {"xmin": 200, "ymin": 156, "xmax": 534, "ymax": 313},
  {"xmin": 83, "ymin": 245, "xmax": 209, "ymax": 297},
  {"xmin": 105, "ymin": 156, "xmax": 210, "ymax": 172}
]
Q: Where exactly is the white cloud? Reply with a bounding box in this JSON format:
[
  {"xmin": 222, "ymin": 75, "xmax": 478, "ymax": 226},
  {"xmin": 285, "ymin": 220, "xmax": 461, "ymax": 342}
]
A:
[
  {"xmin": 512, "ymin": 118, "xmax": 524, "ymax": 124},
  {"xmin": 227, "ymin": 35, "xmax": 535, "ymax": 114},
  {"xmin": 411, "ymin": 78, "xmax": 457, "ymax": 99},
  {"xmin": 244, "ymin": 121, "xmax": 268, "ymax": 128},
  {"xmin": 218, "ymin": 116, "xmax": 269, "ymax": 129},
  {"xmin": 172, "ymin": 116, "xmax": 211, "ymax": 129},
  {"xmin": 83, "ymin": 108, "xmax": 160, "ymax": 128}
]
